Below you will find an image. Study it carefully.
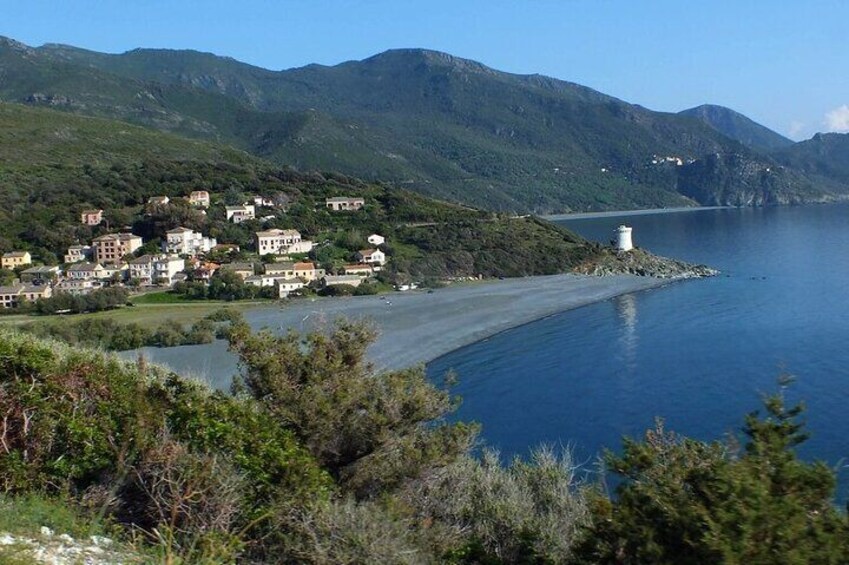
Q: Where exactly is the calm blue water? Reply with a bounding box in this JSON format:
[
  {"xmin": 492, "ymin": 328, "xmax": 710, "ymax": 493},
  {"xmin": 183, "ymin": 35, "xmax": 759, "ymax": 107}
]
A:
[{"xmin": 427, "ymin": 205, "xmax": 849, "ymax": 491}]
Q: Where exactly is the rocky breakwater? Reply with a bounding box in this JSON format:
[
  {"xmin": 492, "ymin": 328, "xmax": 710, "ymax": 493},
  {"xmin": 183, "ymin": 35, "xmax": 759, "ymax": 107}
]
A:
[{"xmin": 576, "ymin": 248, "xmax": 718, "ymax": 279}]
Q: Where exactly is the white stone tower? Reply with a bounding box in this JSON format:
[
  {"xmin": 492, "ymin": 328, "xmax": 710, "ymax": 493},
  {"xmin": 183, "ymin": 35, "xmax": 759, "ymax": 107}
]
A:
[{"xmin": 615, "ymin": 225, "xmax": 633, "ymax": 252}]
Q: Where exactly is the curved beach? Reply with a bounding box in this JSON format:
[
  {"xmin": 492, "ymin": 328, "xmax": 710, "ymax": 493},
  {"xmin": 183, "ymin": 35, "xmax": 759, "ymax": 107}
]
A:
[{"xmin": 246, "ymin": 273, "xmax": 678, "ymax": 371}]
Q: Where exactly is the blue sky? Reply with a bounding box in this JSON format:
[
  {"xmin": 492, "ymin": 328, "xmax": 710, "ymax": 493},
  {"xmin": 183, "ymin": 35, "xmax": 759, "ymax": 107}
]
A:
[{"xmin": 3, "ymin": 0, "xmax": 847, "ymax": 140}]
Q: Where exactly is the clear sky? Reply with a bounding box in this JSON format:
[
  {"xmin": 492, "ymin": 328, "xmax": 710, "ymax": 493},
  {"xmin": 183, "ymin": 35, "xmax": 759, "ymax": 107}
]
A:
[{"xmin": 3, "ymin": 0, "xmax": 847, "ymax": 140}]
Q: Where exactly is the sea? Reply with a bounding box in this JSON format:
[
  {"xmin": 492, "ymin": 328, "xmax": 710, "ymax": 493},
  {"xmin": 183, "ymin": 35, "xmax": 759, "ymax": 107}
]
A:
[
  {"xmin": 125, "ymin": 204, "xmax": 849, "ymax": 494},
  {"xmin": 427, "ymin": 204, "xmax": 849, "ymax": 493}
]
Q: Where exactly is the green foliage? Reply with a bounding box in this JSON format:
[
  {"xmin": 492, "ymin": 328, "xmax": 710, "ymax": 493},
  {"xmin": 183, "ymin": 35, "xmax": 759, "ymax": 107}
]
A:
[
  {"xmin": 32, "ymin": 287, "xmax": 129, "ymax": 315},
  {"xmin": 403, "ymin": 447, "xmax": 590, "ymax": 563},
  {"xmin": 6, "ymin": 40, "xmax": 840, "ymax": 213},
  {"xmin": 4, "ymin": 325, "xmax": 849, "ymax": 564},
  {"xmin": 0, "ymin": 492, "xmax": 113, "ymax": 539},
  {"xmin": 577, "ymin": 389, "xmax": 849, "ymax": 564},
  {"xmin": 229, "ymin": 319, "xmax": 478, "ymax": 498},
  {"xmin": 21, "ymin": 309, "xmax": 243, "ymax": 350}
]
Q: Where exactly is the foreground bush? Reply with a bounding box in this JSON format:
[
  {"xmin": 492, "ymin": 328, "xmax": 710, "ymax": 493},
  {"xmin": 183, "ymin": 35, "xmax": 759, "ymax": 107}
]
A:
[
  {"xmin": 402, "ymin": 447, "xmax": 590, "ymax": 563},
  {"xmin": 229, "ymin": 319, "xmax": 478, "ymax": 499},
  {"xmin": 577, "ymin": 389, "xmax": 849, "ymax": 564},
  {"xmin": 3, "ymin": 325, "xmax": 845, "ymax": 564},
  {"xmin": 0, "ymin": 329, "xmax": 330, "ymax": 562}
]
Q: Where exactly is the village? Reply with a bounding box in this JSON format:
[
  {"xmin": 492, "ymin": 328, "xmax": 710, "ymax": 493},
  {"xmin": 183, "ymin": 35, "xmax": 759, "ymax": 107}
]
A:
[{"xmin": 0, "ymin": 192, "xmax": 392, "ymax": 309}]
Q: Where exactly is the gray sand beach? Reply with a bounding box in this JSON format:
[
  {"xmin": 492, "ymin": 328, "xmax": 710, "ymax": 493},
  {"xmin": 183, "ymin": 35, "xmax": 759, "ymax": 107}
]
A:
[
  {"xmin": 125, "ymin": 274, "xmax": 678, "ymax": 386},
  {"xmin": 253, "ymin": 274, "xmax": 672, "ymax": 369}
]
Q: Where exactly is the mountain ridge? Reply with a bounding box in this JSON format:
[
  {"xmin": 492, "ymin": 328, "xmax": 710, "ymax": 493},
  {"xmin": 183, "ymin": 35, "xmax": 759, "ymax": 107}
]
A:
[
  {"xmin": 679, "ymin": 104, "xmax": 794, "ymax": 152},
  {"xmin": 1, "ymin": 36, "xmax": 846, "ymax": 212}
]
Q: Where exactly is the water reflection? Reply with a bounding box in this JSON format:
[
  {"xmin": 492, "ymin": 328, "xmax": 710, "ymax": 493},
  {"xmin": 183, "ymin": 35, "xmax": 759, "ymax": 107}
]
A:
[{"xmin": 615, "ymin": 293, "xmax": 638, "ymax": 371}]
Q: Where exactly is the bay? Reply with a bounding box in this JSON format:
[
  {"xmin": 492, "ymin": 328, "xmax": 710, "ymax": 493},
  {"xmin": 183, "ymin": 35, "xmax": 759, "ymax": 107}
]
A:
[{"xmin": 427, "ymin": 205, "xmax": 849, "ymax": 492}]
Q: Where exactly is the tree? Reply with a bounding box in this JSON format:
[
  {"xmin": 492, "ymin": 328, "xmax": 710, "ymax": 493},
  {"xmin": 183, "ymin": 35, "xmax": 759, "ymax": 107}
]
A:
[
  {"xmin": 577, "ymin": 384, "xmax": 849, "ymax": 564},
  {"xmin": 228, "ymin": 319, "xmax": 477, "ymax": 498}
]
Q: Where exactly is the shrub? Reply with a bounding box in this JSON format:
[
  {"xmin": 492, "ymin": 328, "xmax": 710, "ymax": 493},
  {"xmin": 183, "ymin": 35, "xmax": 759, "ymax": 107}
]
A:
[
  {"xmin": 402, "ymin": 447, "xmax": 590, "ymax": 563},
  {"xmin": 577, "ymin": 390, "xmax": 849, "ymax": 564},
  {"xmin": 228, "ymin": 319, "xmax": 477, "ymax": 498}
]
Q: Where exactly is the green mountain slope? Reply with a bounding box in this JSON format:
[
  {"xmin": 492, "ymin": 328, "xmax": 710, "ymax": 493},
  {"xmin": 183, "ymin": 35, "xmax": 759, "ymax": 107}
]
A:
[
  {"xmin": 0, "ymin": 101, "xmax": 597, "ymax": 278},
  {"xmin": 2, "ymin": 37, "xmax": 845, "ymax": 212},
  {"xmin": 679, "ymin": 104, "xmax": 794, "ymax": 152},
  {"xmin": 770, "ymin": 132, "xmax": 849, "ymax": 185}
]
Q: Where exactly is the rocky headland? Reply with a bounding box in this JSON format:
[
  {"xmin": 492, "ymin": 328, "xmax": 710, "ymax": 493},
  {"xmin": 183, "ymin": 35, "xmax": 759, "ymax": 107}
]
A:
[{"xmin": 576, "ymin": 248, "xmax": 719, "ymax": 279}]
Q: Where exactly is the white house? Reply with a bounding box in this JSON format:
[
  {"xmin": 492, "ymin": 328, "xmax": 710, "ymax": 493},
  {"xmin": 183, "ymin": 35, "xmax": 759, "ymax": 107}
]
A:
[
  {"xmin": 225, "ymin": 204, "xmax": 256, "ymax": 224},
  {"xmin": 287, "ymin": 240, "xmax": 314, "ymax": 254},
  {"xmin": 276, "ymin": 278, "xmax": 304, "ymax": 298},
  {"xmin": 253, "ymin": 195, "xmax": 275, "ymax": 208},
  {"xmin": 163, "ymin": 227, "xmax": 217, "ymax": 256},
  {"xmin": 367, "ymin": 234, "xmax": 385, "ymax": 246},
  {"xmin": 326, "ymin": 197, "xmax": 365, "ymax": 211},
  {"xmin": 357, "ymin": 248, "xmax": 386, "ymax": 266},
  {"xmin": 64, "ymin": 245, "xmax": 93, "ymax": 264},
  {"xmin": 66, "ymin": 262, "xmax": 106, "ymax": 280},
  {"xmin": 255, "ymin": 229, "xmax": 302, "ymax": 256},
  {"xmin": 188, "ymin": 191, "xmax": 210, "ymax": 208},
  {"xmin": 147, "ymin": 196, "xmax": 170, "ymax": 208},
  {"xmin": 54, "ymin": 279, "xmax": 104, "ymax": 296},
  {"xmin": 129, "ymin": 255, "xmax": 184, "ymax": 286}
]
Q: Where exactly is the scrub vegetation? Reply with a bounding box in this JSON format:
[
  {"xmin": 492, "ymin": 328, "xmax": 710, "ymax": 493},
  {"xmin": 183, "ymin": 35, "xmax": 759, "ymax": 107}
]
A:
[{"xmin": 1, "ymin": 326, "xmax": 847, "ymax": 564}]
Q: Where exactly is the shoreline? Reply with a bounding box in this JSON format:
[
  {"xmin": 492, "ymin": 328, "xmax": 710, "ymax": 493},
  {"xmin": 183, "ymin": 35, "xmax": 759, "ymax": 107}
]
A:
[
  {"xmin": 118, "ymin": 273, "xmax": 701, "ymax": 386},
  {"xmin": 243, "ymin": 273, "xmax": 687, "ymax": 371},
  {"xmin": 544, "ymin": 205, "xmax": 729, "ymax": 221}
]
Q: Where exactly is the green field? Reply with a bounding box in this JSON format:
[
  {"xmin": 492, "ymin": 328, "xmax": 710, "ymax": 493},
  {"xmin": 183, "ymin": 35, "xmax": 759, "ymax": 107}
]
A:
[{"xmin": 0, "ymin": 299, "xmax": 273, "ymax": 330}]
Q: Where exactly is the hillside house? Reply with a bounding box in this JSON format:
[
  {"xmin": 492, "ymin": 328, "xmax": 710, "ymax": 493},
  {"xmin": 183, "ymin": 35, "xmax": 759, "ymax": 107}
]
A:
[
  {"xmin": 367, "ymin": 233, "xmax": 385, "ymax": 246},
  {"xmin": 92, "ymin": 233, "xmax": 143, "ymax": 264},
  {"xmin": 276, "ymin": 278, "xmax": 305, "ymax": 298},
  {"xmin": 220, "ymin": 262, "xmax": 255, "ymax": 279},
  {"xmin": 66, "ymin": 262, "xmax": 106, "ymax": 280},
  {"xmin": 225, "ymin": 204, "xmax": 255, "ymax": 224},
  {"xmin": 253, "ymin": 195, "xmax": 275, "ymax": 208},
  {"xmin": 101, "ymin": 263, "xmax": 127, "ymax": 281},
  {"xmin": 0, "ymin": 284, "xmax": 51, "ymax": 309},
  {"xmin": 80, "ymin": 209, "xmax": 104, "ymax": 226},
  {"xmin": 188, "ymin": 191, "xmax": 210, "ymax": 208},
  {"xmin": 147, "ymin": 196, "xmax": 170, "ymax": 207},
  {"xmin": 129, "ymin": 255, "xmax": 184, "ymax": 286},
  {"xmin": 164, "ymin": 227, "xmax": 217, "ymax": 256},
  {"xmin": 256, "ymin": 229, "xmax": 302, "ymax": 256},
  {"xmin": 326, "ymin": 197, "xmax": 365, "ymax": 211},
  {"xmin": 294, "ymin": 261, "xmax": 324, "ymax": 282},
  {"xmin": 54, "ymin": 279, "xmax": 103, "ymax": 296},
  {"xmin": 264, "ymin": 261, "xmax": 296, "ymax": 278},
  {"xmin": 323, "ymin": 275, "xmax": 363, "ymax": 288},
  {"xmin": 190, "ymin": 261, "xmax": 220, "ymax": 281},
  {"xmin": 20, "ymin": 265, "xmax": 59, "ymax": 283},
  {"xmin": 357, "ymin": 248, "xmax": 386, "ymax": 266},
  {"xmin": 2, "ymin": 251, "xmax": 32, "ymax": 270},
  {"xmin": 64, "ymin": 245, "xmax": 93, "ymax": 264}
]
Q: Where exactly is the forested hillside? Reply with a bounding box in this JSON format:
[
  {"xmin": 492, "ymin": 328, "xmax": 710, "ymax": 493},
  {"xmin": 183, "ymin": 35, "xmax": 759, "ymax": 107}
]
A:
[
  {"xmin": 3, "ymin": 36, "xmax": 846, "ymax": 212},
  {"xmin": 0, "ymin": 102, "xmax": 596, "ymax": 279}
]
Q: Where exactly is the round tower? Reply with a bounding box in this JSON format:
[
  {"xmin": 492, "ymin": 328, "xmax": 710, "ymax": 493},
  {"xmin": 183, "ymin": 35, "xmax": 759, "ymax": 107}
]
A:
[{"xmin": 615, "ymin": 225, "xmax": 633, "ymax": 252}]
